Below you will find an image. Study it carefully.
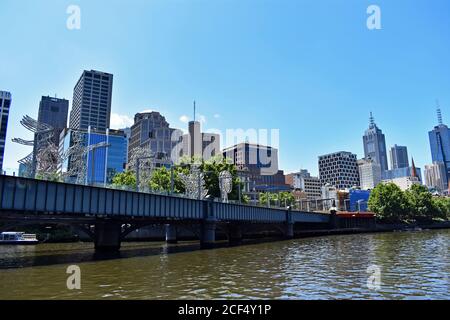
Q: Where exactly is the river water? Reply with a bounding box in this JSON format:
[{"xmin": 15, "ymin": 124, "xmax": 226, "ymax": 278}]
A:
[{"xmin": 0, "ymin": 229, "xmax": 448, "ymax": 299}]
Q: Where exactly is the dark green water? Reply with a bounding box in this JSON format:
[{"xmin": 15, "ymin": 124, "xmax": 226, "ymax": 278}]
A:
[{"xmin": 0, "ymin": 229, "xmax": 448, "ymax": 299}]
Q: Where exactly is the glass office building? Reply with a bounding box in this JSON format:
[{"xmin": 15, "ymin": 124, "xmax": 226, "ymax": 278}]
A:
[
  {"xmin": 429, "ymin": 122, "xmax": 450, "ymax": 182},
  {"xmin": 60, "ymin": 128, "xmax": 126, "ymax": 185}
]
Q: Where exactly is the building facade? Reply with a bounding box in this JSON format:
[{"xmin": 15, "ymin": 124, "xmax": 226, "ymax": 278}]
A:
[
  {"xmin": 357, "ymin": 157, "xmax": 382, "ymax": 190},
  {"xmin": 69, "ymin": 70, "xmax": 113, "ymax": 131},
  {"xmin": 223, "ymin": 142, "xmax": 288, "ymax": 192},
  {"xmin": 390, "ymin": 144, "xmax": 409, "ymax": 169},
  {"xmin": 128, "ymin": 111, "xmax": 182, "ymax": 164},
  {"xmin": 429, "ymin": 108, "xmax": 450, "ymax": 183},
  {"xmin": 0, "ymin": 91, "xmax": 11, "ymax": 172},
  {"xmin": 181, "ymin": 120, "xmax": 220, "ymax": 161},
  {"xmin": 285, "ymin": 170, "xmax": 322, "ymax": 199},
  {"xmin": 59, "ymin": 127, "xmax": 127, "ymax": 185},
  {"xmin": 363, "ymin": 113, "xmax": 388, "ymax": 173},
  {"xmin": 318, "ymin": 151, "xmax": 360, "ymax": 189},
  {"xmin": 424, "ymin": 162, "xmax": 448, "ymax": 194},
  {"xmin": 383, "ymin": 166, "xmax": 422, "ymax": 182},
  {"xmin": 384, "ymin": 176, "xmax": 420, "ymax": 191}
]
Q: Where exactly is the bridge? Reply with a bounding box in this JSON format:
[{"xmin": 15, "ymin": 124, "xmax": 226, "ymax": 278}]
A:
[{"xmin": 0, "ymin": 175, "xmax": 337, "ymax": 251}]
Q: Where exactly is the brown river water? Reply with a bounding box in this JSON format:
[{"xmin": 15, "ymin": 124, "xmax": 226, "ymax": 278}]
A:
[{"xmin": 0, "ymin": 229, "xmax": 448, "ymax": 299}]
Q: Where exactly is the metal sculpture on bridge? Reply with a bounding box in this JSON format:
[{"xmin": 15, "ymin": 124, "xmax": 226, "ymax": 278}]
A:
[
  {"xmin": 180, "ymin": 165, "xmax": 208, "ymax": 200},
  {"xmin": 12, "ymin": 115, "xmax": 58, "ymax": 179},
  {"xmin": 219, "ymin": 170, "xmax": 233, "ymax": 203},
  {"xmin": 128, "ymin": 146, "xmax": 155, "ymax": 191}
]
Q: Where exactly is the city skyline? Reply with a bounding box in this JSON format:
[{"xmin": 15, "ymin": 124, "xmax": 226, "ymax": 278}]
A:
[{"xmin": 1, "ymin": 0, "xmax": 450, "ymax": 176}]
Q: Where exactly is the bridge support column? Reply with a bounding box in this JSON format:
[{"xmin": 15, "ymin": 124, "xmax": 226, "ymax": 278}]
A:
[
  {"xmin": 284, "ymin": 223, "xmax": 294, "ymax": 239},
  {"xmin": 284, "ymin": 206, "xmax": 294, "ymax": 239},
  {"xmin": 165, "ymin": 224, "xmax": 177, "ymax": 244},
  {"xmin": 94, "ymin": 222, "xmax": 121, "ymax": 252},
  {"xmin": 228, "ymin": 224, "xmax": 243, "ymax": 246},
  {"xmin": 200, "ymin": 220, "xmax": 216, "ymax": 249}
]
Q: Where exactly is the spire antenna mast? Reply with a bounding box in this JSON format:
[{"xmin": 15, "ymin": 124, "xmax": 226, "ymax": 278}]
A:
[
  {"xmin": 193, "ymin": 100, "xmax": 196, "ymax": 122},
  {"xmin": 436, "ymin": 99, "xmax": 443, "ymax": 125},
  {"xmin": 369, "ymin": 112, "xmax": 375, "ymax": 127}
]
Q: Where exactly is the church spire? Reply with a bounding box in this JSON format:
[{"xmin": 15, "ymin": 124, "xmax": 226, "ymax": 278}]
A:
[{"xmin": 411, "ymin": 157, "xmax": 417, "ymax": 178}]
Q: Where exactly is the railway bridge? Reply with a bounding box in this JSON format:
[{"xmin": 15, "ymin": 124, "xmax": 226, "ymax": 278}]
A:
[{"xmin": 0, "ymin": 175, "xmax": 335, "ymax": 251}]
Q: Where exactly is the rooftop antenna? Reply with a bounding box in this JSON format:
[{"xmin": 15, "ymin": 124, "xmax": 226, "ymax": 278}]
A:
[
  {"xmin": 436, "ymin": 99, "xmax": 443, "ymax": 125},
  {"xmin": 369, "ymin": 112, "xmax": 375, "ymax": 127},
  {"xmin": 193, "ymin": 100, "xmax": 196, "ymax": 122}
]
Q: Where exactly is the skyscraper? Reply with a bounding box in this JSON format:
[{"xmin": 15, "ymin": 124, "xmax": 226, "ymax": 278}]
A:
[
  {"xmin": 318, "ymin": 151, "xmax": 360, "ymax": 189},
  {"xmin": 390, "ymin": 144, "xmax": 409, "ymax": 169},
  {"xmin": 33, "ymin": 96, "xmax": 69, "ymax": 172},
  {"xmin": 363, "ymin": 112, "xmax": 388, "ymax": 173},
  {"xmin": 69, "ymin": 70, "xmax": 113, "ymax": 131},
  {"xmin": 0, "ymin": 91, "xmax": 11, "ymax": 172},
  {"xmin": 424, "ymin": 162, "xmax": 448, "ymax": 194},
  {"xmin": 428, "ymin": 104, "xmax": 450, "ymax": 182}
]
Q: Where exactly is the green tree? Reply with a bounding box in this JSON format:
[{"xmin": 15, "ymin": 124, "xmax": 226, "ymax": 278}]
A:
[
  {"xmin": 368, "ymin": 183, "xmax": 409, "ymax": 222},
  {"xmin": 112, "ymin": 170, "xmax": 136, "ymax": 188},
  {"xmin": 405, "ymin": 184, "xmax": 438, "ymax": 221},
  {"xmin": 149, "ymin": 166, "xmax": 186, "ymax": 193},
  {"xmin": 431, "ymin": 196, "xmax": 450, "ymax": 220}
]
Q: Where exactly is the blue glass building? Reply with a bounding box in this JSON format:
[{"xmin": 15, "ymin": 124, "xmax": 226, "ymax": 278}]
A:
[
  {"xmin": 60, "ymin": 128, "xmax": 127, "ymax": 185},
  {"xmin": 429, "ymin": 108, "xmax": 450, "ymax": 181}
]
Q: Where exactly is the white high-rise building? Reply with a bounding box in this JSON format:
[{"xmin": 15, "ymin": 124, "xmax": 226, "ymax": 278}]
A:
[
  {"xmin": 357, "ymin": 158, "xmax": 382, "ymax": 190},
  {"xmin": 424, "ymin": 162, "xmax": 448, "ymax": 194}
]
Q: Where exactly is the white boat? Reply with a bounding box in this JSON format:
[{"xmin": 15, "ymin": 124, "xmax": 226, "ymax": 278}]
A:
[{"xmin": 0, "ymin": 232, "xmax": 39, "ymax": 245}]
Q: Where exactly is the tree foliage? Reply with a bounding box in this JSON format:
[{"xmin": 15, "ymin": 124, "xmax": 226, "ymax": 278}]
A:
[
  {"xmin": 369, "ymin": 182, "xmax": 450, "ymax": 222},
  {"xmin": 112, "ymin": 170, "xmax": 136, "ymax": 189}
]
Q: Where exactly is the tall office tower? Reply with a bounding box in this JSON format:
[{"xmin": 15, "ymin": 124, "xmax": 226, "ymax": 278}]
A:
[
  {"xmin": 128, "ymin": 111, "xmax": 182, "ymax": 165},
  {"xmin": 69, "ymin": 70, "xmax": 113, "ymax": 131},
  {"xmin": 390, "ymin": 144, "xmax": 409, "ymax": 169},
  {"xmin": 182, "ymin": 120, "xmax": 220, "ymax": 161},
  {"xmin": 363, "ymin": 112, "xmax": 388, "ymax": 172},
  {"xmin": 33, "ymin": 96, "xmax": 69, "ymax": 171},
  {"xmin": 0, "ymin": 91, "xmax": 12, "ymax": 172},
  {"xmin": 318, "ymin": 151, "xmax": 360, "ymax": 189},
  {"xmin": 428, "ymin": 104, "xmax": 450, "ymax": 182},
  {"xmin": 424, "ymin": 162, "xmax": 448, "ymax": 194},
  {"xmin": 357, "ymin": 157, "xmax": 382, "ymax": 190}
]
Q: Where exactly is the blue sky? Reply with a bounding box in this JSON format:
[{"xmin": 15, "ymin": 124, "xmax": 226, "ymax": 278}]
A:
[{"xmin": 1, "ymin": 0, "xmax": 449, "ymax": 176}]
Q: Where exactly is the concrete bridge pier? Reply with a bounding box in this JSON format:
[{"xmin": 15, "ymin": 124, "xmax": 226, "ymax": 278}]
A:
[
  {"xmin": 228, "ymin": 224, "xmax": 243, "ymax": 246},
  {"xmin": 94, "ymin": 221, "xmax": 122, "ymax": 252},
  {"xmin": 165, "ymin": 224, "xmax": 178, "ymax": 244},
  {"xmin": 200, "ymin": 220, "xmax": 216, "ymax": 249},
  {"xmin": 284, "ymin": 222, "xmax": 294, "ymax": 239}
]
